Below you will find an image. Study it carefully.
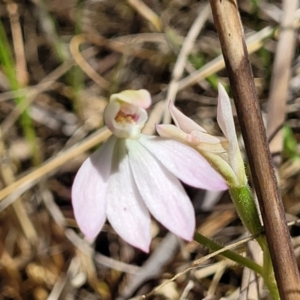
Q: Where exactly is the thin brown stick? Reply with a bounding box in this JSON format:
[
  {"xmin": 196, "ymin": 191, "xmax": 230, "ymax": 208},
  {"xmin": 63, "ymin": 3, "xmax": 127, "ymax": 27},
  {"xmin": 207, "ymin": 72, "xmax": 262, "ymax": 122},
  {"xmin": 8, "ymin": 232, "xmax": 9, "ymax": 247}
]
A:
[
  {"xmin": 0, "ymin": 128, "xmax": 38, "ymax": 244},
  {"xmin": 209, "ymin": 0, "xmax": 300, "ymax": 299},
  {"xmin": 163, "ymin": 3, "xmax": 211, "ymax": 124}
]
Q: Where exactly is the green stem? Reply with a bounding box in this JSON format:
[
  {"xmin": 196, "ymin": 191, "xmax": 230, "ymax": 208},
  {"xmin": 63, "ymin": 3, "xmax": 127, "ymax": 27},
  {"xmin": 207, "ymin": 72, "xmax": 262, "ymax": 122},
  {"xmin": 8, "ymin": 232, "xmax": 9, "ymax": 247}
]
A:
[
  {"xmin": 261, "ymin": 238, "xmax": 280, "ymax": 300},
  {"xmin": 194, "ymin": 232, "xmax": 263, "ymax": 276},
  {"xmin": 229, "ymin": 186, "xmax": 264, "ymax": 246},
  {"xmin": 229, "ymin": 185, "xmax": 279, "ymax": 299}
]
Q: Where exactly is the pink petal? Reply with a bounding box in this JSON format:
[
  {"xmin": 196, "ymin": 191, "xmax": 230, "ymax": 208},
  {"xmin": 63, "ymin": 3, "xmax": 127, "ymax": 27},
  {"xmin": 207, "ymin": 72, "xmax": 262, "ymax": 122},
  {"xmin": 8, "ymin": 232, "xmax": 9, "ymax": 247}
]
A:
[
  {"xmin": 156, "ymin": 124, "xmax": 189, "ymax": 141},
  {"xmin": 217, "ymin": 83, "xmax": 242, "ymax": 181},
  {"xmin": 217, "ymin": 83, "xmax": 237, "ymax": 147},
  {"xmin": 157, "ymin": 124, "xmax": 227, "ymax": 153},
  {"xmin": 110, "ymin": 89, "xmax": 151, "ymax": 109},
  {"xmin": 169, "ymin": 100, "xmax": 206, "ymax": 133},
  {"xmin": 126, "ymin": 139, "xmax": 195, "ymax": 241},
  {"xmin": 139, "ymin": 135, "xmax": 228, "ymax": 191},
  {"xmin": 106, "ymin": 140, "xmax": 151, "ymax": 252},
  {"xmin": 191, "ymin": 130, "xmax": 225, "ymax": 145},
  {"xmin": 72, "ymin": 136, "xmax": 117, "ymax": 240},
  {"xmin": 191, "ymin": 131, "xmax": 228, "ymax": 153}
]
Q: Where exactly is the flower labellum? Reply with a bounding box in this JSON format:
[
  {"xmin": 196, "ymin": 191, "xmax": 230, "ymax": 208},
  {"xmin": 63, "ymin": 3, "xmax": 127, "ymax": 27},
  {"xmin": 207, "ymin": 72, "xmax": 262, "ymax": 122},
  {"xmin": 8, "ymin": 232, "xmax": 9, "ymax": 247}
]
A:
[{"xmin": 72, "ymin": 89, "xmax": 228, "ymax": 252}]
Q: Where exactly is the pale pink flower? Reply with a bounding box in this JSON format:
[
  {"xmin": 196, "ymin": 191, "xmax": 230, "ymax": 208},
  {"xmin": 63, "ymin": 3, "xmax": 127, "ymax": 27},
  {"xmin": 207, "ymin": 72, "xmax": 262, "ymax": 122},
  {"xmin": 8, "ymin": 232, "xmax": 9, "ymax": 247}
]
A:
[
  {"xmin": 157, "ymin": 83, "xmax": 246, "ymax": 187},
  {"xmin": 72, "ymin": 90, "xmax": 228, "ymax": 252}
]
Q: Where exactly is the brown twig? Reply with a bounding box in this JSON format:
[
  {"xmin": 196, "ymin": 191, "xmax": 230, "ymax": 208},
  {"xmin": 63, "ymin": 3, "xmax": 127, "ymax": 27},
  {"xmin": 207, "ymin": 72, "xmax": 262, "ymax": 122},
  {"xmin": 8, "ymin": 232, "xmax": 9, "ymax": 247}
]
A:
[
  {"xmin": 163, "ymin": 3, "xmax": 211, "ymax": 124},
  {"xmin": 0, "ymin": 128, "xmax": 38, "ymax": 244},
  {"xmin": 209, "ymin": 0, "xmax": 300, "ymax": 299}
]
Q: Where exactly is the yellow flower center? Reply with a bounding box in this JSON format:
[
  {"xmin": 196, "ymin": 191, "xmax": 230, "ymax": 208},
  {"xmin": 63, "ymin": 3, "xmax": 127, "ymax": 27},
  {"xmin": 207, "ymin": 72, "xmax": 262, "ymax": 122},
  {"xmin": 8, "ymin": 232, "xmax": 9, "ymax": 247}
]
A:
[{"xmin": 115, "ymin": 111, "xmax": 137, "ymax": 125}]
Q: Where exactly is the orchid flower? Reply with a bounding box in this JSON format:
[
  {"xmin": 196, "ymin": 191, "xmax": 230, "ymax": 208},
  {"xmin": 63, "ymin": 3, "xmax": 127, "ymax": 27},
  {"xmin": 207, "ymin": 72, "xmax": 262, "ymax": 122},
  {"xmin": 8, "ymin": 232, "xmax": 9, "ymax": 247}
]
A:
[
  {"xmin": 157, "ymin": 83, "xmax": 247, "ymax": 188},
  {"xmin": 72, "ymin": 89, "xmax": 228, "ymax": 252}
]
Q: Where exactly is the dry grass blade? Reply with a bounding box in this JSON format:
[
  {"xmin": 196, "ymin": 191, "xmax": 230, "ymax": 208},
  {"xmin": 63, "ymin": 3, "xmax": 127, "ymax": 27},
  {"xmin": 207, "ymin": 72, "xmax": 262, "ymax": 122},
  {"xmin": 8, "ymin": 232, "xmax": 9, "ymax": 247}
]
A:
[
  {"xmin": 141, "ymin": 234, "xmax": 257, "ymax": 299},
  {"xmin": 127, "ymin": 0, "xmax": 163, "ymax": 32},
  {"xmin": 6, "ymin": 1, "xmax": 28, "ymax": 86},
  {"xmin": 0, "ymin": 128, "xmax": 38, "ymax": 243},
  {"xmin": 266, "ymin": 0, "xmax": 298, "ymax": 166},
  {"xmin": 163, "ymin": 3, "xmax": 211, "ymax": 124},
  {"xmin": 70, "ymin": 34, "xmax": 110, "ymax": 89}
]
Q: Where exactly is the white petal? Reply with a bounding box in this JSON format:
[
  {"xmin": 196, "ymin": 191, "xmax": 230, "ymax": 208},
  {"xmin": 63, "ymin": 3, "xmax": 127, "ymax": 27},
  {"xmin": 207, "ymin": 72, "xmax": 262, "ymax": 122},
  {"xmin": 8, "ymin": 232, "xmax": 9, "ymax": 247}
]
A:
[
  {"xmin": 104, "ymin": 101, "xmax": 120, "ymax": 132},
  {"xmin": 106, "ymin": 139, "xmax": 151, "ymax": 252},
  {"xmin": 139, "ymin": 136, "xmax": 228, "ymax": 191},
  {"xmin": 126, "ymin": 139, "xmax": 195, "ymax": 241},
  {"xmin": 72, "ymin": 136, "xmax": 117, "ymax": 240}
]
